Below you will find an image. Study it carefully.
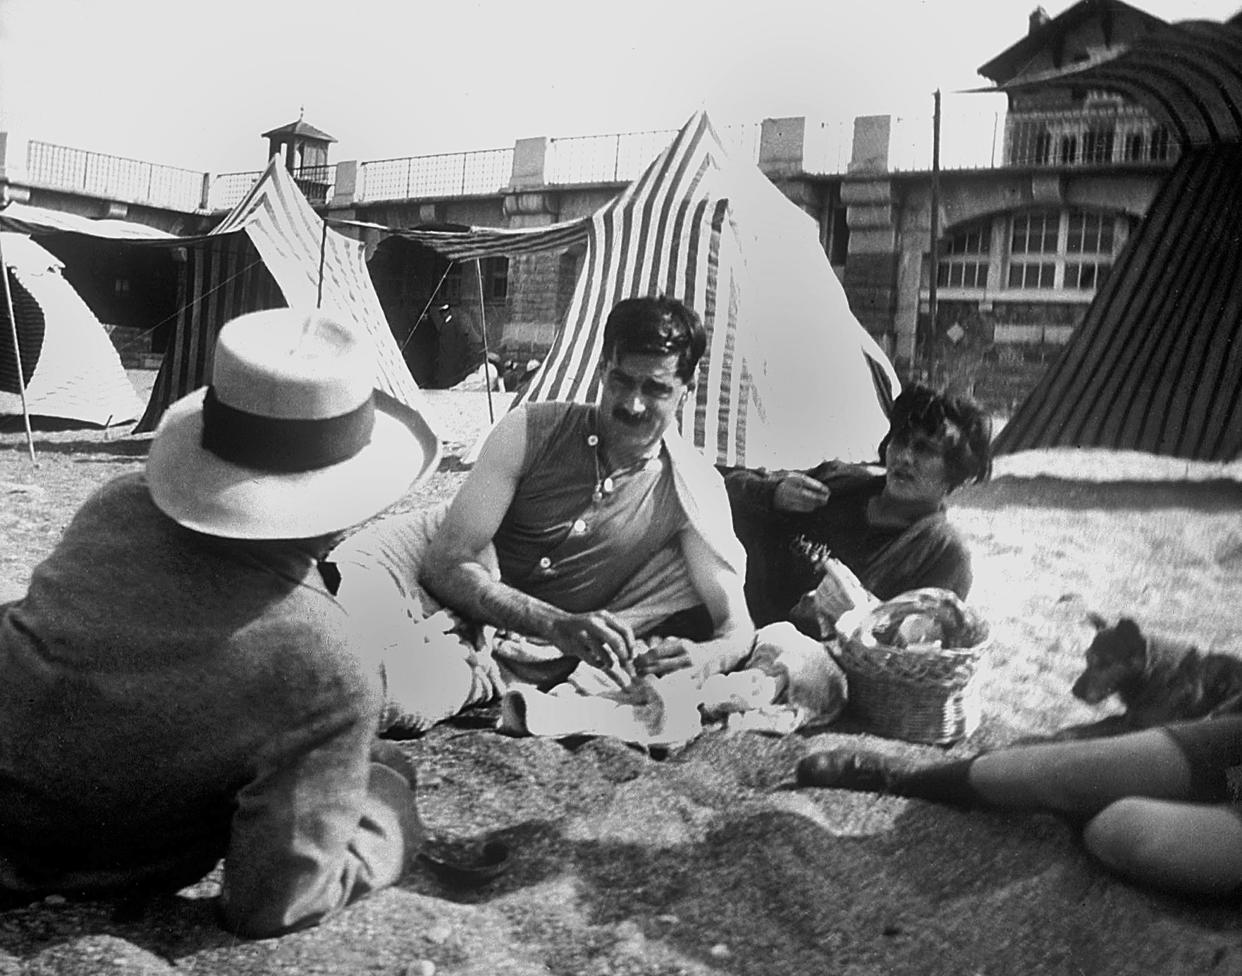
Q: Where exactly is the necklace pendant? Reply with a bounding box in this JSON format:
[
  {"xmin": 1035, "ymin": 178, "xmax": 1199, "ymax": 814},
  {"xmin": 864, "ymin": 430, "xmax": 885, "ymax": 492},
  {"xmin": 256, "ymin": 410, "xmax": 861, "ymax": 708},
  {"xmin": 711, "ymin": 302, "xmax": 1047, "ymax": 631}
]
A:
[{"xmin": 593, "ymin": 488, "xmax": 603, "ymax": 502}]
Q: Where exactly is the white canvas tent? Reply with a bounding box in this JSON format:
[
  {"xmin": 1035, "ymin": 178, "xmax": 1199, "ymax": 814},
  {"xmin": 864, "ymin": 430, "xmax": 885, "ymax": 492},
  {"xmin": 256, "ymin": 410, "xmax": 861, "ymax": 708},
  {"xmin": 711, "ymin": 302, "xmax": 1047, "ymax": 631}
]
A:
[
  {"xmin": 390, "ymin": 111, "xmax": 899, "ymax": 469},
  {"xmin": 0, "ymin": 231, "xmax": 141, "ymax": 427}
]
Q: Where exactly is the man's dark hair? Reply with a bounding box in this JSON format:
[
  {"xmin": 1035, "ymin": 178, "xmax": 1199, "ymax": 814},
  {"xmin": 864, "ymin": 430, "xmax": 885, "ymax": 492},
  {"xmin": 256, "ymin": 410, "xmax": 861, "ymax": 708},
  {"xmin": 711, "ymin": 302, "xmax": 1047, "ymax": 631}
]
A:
[
  {"xmin": 601, "ymin": 296, "xmax": 706, "ymax": 384},
  {"xmin": 877, "ymin": 383, "xmax": 993, "ymax": 490}
]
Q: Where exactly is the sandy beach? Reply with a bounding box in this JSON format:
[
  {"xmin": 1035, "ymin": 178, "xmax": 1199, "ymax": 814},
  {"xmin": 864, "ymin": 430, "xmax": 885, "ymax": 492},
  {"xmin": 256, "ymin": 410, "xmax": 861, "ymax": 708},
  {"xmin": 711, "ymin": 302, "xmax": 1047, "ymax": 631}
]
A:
[{"xmin": 1, "ymin": 380, "xmax": 1241, "ymax": 976}]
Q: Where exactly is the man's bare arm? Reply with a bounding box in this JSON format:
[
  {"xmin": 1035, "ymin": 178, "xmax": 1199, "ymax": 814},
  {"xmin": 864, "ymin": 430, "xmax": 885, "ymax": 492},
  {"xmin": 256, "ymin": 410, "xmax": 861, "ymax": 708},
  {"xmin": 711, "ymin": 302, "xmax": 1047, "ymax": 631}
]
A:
[
  {"xmin": 421, "ymin": 409, "xmax": 635, "ymax": 678},
  {"xmin": 634, "ymin": 526, "xmax": 755, "ymax": 680}
]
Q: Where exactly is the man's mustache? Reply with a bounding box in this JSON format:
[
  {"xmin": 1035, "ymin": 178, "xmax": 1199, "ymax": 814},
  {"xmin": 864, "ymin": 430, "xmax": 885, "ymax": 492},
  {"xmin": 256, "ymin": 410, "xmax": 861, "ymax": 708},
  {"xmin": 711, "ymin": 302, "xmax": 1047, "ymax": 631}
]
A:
[{"xmin": 611, "ymin": 408, "xmax": 647, "ymax": 427}]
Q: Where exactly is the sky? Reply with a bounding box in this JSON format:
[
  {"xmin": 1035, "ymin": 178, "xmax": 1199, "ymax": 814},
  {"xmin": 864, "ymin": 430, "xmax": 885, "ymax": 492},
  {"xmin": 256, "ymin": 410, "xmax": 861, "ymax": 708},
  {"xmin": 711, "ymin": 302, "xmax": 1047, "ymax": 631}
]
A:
[{"xmin": 1, "ymin": 0, "xmax": 1239, "ymax": 176}]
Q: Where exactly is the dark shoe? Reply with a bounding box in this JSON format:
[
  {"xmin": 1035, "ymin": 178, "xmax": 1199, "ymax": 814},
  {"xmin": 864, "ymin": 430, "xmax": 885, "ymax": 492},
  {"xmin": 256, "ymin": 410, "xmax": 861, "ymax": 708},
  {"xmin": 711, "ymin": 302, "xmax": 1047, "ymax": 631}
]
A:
[{"xmin": 796, "ymin": 749, "xmax": 902, "ymax": 792}]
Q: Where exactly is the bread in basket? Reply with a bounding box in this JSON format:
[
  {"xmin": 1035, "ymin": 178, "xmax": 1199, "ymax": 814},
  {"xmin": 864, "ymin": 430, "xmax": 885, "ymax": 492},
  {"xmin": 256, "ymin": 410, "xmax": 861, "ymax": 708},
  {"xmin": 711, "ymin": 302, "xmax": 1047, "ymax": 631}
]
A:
[{"xmin": 833, "ymin": 588, "xmax": 990, "ymax": 745}]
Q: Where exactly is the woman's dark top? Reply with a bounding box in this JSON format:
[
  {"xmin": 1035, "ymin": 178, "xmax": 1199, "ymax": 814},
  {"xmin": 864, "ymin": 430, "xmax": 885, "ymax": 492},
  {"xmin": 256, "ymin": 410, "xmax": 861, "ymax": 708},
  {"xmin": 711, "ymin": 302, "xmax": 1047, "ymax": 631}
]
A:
[{"xmin": 720, "ymin": 462, "xmax": 972, "ymax": 626}]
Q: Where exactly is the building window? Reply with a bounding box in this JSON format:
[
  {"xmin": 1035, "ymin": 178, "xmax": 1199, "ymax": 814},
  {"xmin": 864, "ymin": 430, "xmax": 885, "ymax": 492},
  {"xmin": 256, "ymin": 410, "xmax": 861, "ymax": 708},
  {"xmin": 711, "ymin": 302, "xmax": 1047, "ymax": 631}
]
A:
[
  {"xmin": 1008, "ymin": 211, "xmax": 1059, "ymax": 289},
  {"xmin": 442, "ymin": 258, "xmax": 508, "ymax": 303},
  {"xmin": 482, "ymin": 256, "xmax": 509, "ymax": 301},
  {"xmin": 442, "ymin": 263, "xmax": 463, "ymax": 303},
  {"xmin": 1006, "ymin": 208, "xmax": 1124, "ymax": 291},
  {"xmin": 1064, "ymin": 211, "xmax": 1115, "ymax": 289},
  {"xmin": 1124, "ymin": 131, "xmax": 1145, "ymax": 161},
  {"xmin": 937, "ymin": 223, "xmax": 990, "ymax": 289},
  {"xmin": 1058, "ymin": 135, "xmax": 1078, "ymax": 165}
]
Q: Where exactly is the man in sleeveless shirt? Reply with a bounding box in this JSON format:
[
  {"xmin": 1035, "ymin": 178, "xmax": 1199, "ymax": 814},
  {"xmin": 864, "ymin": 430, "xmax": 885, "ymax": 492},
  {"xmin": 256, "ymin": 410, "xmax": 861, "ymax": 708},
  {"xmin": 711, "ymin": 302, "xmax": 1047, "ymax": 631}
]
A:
[{"xmin": 334, "ymin": 296, "xmax": 847, "ymax": 739}]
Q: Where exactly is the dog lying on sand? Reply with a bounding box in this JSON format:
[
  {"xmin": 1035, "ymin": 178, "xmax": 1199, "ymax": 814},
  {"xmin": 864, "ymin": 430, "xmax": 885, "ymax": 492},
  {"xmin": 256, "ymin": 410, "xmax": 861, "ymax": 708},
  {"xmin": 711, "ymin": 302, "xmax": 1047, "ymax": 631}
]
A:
[{"xmin": 1058, "ymin": 613, "xmax": 1242, "ymax": 739}]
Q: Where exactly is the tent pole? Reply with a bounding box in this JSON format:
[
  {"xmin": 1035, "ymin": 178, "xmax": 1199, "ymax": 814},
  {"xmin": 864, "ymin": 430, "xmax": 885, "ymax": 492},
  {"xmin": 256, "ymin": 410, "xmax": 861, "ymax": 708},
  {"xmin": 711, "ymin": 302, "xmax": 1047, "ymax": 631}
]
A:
[
  {"xmin": 0, "ymin": 234, "xmax": 36, "ymax": 464},
  {"xmin": 401, "ymin": 261, "xmax": 454, "ymax": 355},
  {"xmin": 316, "ymin": 219, "xmax": 328, "ymax": 309},
  {"xmin": 474, "ymin": 258, "xmax": 494, "ymax": 423}
]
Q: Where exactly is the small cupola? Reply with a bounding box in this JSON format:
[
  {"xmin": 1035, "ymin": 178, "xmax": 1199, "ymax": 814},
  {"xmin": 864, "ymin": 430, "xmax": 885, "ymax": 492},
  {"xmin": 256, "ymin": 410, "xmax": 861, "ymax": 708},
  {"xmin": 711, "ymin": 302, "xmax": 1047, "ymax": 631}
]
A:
[{"xmin": 260, "ymin": 110, "xmax": 337, "ymax": 173}]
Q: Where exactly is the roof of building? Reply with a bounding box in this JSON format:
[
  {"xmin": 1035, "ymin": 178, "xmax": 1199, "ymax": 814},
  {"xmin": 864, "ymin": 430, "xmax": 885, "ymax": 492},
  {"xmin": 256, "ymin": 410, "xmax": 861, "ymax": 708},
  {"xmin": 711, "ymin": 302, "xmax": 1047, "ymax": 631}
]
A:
[
  {"xmin": 260, "ymin": 119, "xmax": 337, "ymax": 143},
  {"xmin": 977, "ymin": 0, "xmax": 1166, "ymax": 84}
]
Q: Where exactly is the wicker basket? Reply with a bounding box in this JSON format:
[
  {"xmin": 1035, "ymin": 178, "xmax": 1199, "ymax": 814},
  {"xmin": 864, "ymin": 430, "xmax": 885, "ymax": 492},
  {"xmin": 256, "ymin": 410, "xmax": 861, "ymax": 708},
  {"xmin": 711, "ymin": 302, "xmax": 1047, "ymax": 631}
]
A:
[{"xmin": 834, "ymin": 604, "xmax": 990, "ymax": 745}]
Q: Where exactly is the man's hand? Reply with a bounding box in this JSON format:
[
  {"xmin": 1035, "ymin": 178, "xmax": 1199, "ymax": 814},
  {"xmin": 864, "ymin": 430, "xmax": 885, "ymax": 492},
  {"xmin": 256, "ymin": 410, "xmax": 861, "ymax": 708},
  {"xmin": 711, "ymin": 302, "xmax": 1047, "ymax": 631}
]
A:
[
  {"xmin": 546, "ymin": 610, "xmax": 637, "ymax": 687},
  {"xmin": 773, "ymin": 472, "xmax": 831, "ymax": 513},
  {"xmin": 633, "ymin": 636, "xmax": 702, "ymax": 677}
]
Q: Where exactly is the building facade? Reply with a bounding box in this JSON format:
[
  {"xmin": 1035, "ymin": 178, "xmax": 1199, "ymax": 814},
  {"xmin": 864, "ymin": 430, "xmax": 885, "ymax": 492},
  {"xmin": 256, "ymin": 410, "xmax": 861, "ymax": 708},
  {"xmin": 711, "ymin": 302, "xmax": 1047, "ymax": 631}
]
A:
[{"xmin": 0, "ymin": 0, "xmax": 1185, "ymax": 404}]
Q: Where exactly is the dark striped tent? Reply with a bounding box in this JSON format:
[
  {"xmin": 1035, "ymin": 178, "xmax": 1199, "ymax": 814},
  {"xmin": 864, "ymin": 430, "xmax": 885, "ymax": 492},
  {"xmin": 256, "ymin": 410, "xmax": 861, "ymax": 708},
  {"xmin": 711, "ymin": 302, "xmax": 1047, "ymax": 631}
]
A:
[
  {"xmin": 390, "ymin": 111, "xmax": 899, "ymax": 468},
  {"xmin": 994, "ymin": 16, "xmax": 1242, "ymax": 460},
  {"xmin": 136, "ymin": 159, "xmax": 424, "ymax": 431}
]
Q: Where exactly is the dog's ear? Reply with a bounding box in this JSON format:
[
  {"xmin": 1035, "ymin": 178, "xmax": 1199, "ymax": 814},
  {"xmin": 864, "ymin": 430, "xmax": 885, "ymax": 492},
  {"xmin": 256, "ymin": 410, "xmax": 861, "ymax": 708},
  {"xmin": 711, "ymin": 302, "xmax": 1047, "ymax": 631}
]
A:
[
  {"xmin": 1085, "ymin": 611, "xmax": 1110, "ymax": 631},
  {"xmin": 1115, "ymin": 617, "xmax": 1144, "ymax": 641}
]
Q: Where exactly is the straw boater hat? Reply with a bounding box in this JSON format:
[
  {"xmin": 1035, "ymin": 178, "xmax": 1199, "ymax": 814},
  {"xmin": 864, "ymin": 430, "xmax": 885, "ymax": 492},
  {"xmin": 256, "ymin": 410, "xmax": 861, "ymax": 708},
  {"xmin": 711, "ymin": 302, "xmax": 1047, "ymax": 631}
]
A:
[{"xmin": 146, "ymin": 307, "xmax": 440, "ymax": 540}]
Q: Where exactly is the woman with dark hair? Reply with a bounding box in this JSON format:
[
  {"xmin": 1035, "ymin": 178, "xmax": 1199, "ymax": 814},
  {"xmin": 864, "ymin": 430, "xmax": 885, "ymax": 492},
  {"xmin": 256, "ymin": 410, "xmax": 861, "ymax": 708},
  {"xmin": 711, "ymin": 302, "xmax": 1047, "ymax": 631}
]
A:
[{"xmin": 720, "ymin": 383, "xmax": 993, "ymax": 628}]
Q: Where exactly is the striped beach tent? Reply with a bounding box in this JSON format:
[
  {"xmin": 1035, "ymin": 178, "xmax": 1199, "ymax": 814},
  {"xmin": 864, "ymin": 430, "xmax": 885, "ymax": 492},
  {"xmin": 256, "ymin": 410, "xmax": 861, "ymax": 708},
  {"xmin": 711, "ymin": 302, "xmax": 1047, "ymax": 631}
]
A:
[
  {"xmin": 395, "ymin": 111, "xmax": 898, "ymax": 469},
  {"xmin": 994, "ymin": 15, "xmax": 1242, "ymax": 460},
  {"xmin": 0, "ymin": 232, "xmax": 142, "ymax": 426},
  {"xmin": 135, "ymin": 158, "xmax": 426, "ymax": 431}
]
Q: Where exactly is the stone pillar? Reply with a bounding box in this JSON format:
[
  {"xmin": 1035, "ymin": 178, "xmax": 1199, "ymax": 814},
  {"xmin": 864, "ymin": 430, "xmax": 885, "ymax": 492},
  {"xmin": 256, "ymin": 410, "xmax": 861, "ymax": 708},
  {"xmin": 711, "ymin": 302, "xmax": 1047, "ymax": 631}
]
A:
[
  {"xmin": 0, "ymin": 131, "xmax": 31, "ymax": 204},
  {"xmin": 510, "ymin": 137, "xmax": 550, "ymax": 190},
  {"xmin": 841, "ymin": 176, "xmax": 906, "ymax": 360},
  {"xmin": 501, "ymin": 190, "xmax": 561, "ymax": 347},
  {"xmin": 499, "ymin": 161, "xmax": 561, "ymax": 354},
  {"xmin": 849, "ymin": 115, "xmax": 892, "ymax": 174},
  {"xmin": 758, "ymin": 117, "xmax": 807, "ymax": 177},
  {"xmin": 331, "ymin": 159, "xmax": 360, "ymax": 207}
]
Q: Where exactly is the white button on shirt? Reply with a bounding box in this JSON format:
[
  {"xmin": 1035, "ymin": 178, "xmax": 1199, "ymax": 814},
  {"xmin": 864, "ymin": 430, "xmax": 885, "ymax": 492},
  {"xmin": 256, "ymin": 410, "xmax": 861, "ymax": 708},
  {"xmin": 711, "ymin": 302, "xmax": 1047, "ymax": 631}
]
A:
[
  {"xmin": 572, "ymin": 519, "xmax": 588, "ymax": 534},
  {"xmin": 538, "ymin": 556, "xmax": 552, "ymax": 569}
]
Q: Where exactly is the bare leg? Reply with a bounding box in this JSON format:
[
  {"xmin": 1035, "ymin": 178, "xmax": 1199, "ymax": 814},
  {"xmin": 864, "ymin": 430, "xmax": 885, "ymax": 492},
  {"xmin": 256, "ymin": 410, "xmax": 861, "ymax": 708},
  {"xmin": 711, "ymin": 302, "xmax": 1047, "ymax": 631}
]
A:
[
  {"xmin": 969, "ymin": 727, "xmax": 1195, "ymax": 816},
  {"xmin": 1085, "ymin": 798, "xmax": 1242, "ymax": 896},
  {"xmin": 799, "ymin": 717, "xmax": 1242, "ymax": 814}
]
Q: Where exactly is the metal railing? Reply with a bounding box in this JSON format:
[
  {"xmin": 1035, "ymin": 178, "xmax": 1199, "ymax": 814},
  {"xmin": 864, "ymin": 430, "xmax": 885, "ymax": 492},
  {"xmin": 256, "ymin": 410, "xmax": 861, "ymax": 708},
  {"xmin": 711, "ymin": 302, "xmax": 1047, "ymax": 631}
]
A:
[
  {"xmin": 19, "ymin": 106, "xmax": 1183, "ymax": 219},
  {"xmin": 888, "ymin": 110, "xmax": 1007, "ymax": 172},
  {"xmin": 802, "ymin": 119, "xmax": 855, "ymax": 175},
  {"xmin": 546, "ymin": 123, "xmax": 763, "ymax": 185},
  {"xmin": 207, "ymin": 164, "xmax": 338, "ymax": 212},
  {"xmin": 358, "ymin": 147, "xmax": 513, "ymax": 202},
  {"xmin": 25, "ymin": 140, "xmax": 206, "ymax": 211}
]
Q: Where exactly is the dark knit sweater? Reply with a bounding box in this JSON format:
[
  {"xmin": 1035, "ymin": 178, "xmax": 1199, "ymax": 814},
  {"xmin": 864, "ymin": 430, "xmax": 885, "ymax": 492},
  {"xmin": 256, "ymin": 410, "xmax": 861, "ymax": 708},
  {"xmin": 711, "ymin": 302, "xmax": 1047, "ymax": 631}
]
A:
[{"xmin": 0, "ymin": 474, "xmax": 420, "ymax": 937}]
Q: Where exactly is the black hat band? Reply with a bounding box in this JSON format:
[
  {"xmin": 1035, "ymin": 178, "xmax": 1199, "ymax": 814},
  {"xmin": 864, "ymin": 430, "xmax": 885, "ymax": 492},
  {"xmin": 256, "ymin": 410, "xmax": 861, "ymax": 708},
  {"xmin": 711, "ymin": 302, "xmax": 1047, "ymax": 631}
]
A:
[{"xmin": 201, "ymin": 386, "xmax": 376, "ymax": 472}]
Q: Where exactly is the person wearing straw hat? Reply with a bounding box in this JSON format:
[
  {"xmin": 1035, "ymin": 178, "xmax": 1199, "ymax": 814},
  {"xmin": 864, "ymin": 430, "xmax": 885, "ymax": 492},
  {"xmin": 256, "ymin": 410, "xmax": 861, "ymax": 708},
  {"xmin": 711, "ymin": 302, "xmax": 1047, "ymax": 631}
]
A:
[{"xmin": 0, "ymin": 308, "xmax": 440, "ymax": 937}]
